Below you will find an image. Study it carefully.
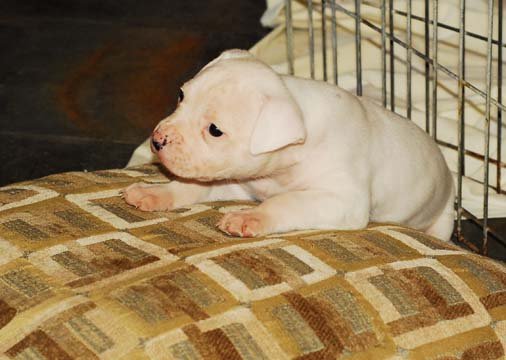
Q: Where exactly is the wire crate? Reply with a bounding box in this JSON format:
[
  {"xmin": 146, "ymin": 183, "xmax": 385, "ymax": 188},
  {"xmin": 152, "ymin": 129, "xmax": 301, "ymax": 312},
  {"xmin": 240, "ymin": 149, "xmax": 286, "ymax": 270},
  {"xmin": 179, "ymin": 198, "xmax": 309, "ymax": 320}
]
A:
[{"xmin": 281, "ymin": 0, "xmax": 505, "ymax": 255}]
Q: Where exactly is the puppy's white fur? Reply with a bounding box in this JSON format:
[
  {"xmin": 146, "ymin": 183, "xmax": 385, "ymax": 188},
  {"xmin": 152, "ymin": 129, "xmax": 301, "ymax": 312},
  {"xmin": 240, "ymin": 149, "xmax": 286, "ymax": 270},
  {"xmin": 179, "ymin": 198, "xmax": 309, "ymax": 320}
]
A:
[{"xmin": 124, "ymin": 50, "xmax": 455, "ymax": 240}]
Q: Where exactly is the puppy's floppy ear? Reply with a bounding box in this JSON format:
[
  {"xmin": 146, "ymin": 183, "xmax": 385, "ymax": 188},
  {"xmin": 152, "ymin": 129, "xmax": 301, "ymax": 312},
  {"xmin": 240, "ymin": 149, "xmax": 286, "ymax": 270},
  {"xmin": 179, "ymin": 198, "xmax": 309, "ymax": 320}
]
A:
[
  {"xmin": 249, "ymin": 95, "xmax": 306, "ymax": 155},
  {"xmin": 201, "ymin": 49, "xmax": 253, "ymax": 71}
]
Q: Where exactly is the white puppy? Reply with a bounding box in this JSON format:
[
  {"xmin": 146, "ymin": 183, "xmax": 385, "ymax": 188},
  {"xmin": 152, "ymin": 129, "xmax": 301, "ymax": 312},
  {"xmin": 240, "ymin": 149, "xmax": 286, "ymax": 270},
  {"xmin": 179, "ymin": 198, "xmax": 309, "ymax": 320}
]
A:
[{"xmin": 124, "ymin": 49, "xmax": 455, "ymax": 241}]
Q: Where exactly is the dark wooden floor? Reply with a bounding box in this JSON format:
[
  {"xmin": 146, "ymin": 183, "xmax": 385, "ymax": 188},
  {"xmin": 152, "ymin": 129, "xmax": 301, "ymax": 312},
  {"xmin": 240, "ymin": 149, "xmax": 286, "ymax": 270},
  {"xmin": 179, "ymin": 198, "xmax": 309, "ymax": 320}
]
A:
[{"xmin": 1, "ymin": 1, "xmax": 505, "ymax": 260}]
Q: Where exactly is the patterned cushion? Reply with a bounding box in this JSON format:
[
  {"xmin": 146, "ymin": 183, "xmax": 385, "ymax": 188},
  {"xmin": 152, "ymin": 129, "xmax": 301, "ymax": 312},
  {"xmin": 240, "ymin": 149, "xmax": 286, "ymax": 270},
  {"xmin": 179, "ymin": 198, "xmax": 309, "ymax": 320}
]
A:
[{"xmin": 0, "ymin": 164, "xmax": 505, "ymax": 359}]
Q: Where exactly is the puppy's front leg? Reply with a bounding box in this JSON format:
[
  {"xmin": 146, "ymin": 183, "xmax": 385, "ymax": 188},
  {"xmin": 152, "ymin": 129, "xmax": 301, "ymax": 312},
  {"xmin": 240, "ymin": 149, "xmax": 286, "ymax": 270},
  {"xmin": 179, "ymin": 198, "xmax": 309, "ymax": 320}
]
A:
[
  {"xmin": 123, "ymin": 181, "xmax": 208, "ymax": 212},
  {"xmin": 123, "ymin": 181, "xmax": 250, "ymax": 212},
  {"xmin": 218, "ymin": 190, "xmax": 369, "ymax": 237}
]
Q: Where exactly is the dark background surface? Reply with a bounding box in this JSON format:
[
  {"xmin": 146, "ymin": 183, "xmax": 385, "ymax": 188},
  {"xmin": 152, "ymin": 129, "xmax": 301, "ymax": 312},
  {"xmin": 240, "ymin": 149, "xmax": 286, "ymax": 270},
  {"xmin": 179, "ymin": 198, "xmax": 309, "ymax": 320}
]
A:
[
  {"xmin": 0, "ymin": 0, "xmax": 270, "ymax": 185},
  {"xmin": 1, "ymin": 1, "xmax": 505, "ymax": 260}
]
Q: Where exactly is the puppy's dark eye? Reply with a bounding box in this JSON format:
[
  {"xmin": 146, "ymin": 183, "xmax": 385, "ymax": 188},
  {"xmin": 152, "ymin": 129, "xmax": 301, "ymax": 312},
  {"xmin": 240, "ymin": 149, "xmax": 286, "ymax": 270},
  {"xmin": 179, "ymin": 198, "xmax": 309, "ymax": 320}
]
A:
[
  {"xmin": 208, "ymin": 123, "xmax": 223, "ymax": 137},
  {"xmin": 178, "ymin": 89, "xmax": 184, "ymax": 103}
]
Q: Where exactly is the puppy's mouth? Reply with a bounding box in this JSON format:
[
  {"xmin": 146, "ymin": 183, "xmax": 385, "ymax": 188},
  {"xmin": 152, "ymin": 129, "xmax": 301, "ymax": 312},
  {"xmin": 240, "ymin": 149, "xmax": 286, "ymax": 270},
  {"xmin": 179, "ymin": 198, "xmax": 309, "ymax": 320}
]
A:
[
  {"xmin": 154, "ymin": 151, "xmax": 199, "ymax": 180},
  {"xmin": 158, "ymin": 157, "xmax": 223, "ymax": 183}
]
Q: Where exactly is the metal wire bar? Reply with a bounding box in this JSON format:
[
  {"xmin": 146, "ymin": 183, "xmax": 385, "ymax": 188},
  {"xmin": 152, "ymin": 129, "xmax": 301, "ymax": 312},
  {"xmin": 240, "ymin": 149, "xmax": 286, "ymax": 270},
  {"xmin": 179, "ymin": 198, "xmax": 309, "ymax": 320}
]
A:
[
  {"xmin": 437, "ymin": 65, "xmax": 506, "ymax": 113},
  {"xmin": 381, "ymin": 0, "xmax": 387, "ymax": 107},
  {"xmin": 431, "ymin": 0, "xmax": 438, "ymax": 141},
  {"xmin": 437, "ymin": 139, "xmax": 506, "ymax": 170},
  {"xmin": 456, "ymin": 232, "xmax": 481, "ymax": 253},
  {"xmin": 456, "ymin": 0, "xmax": 466, "ymax": 244},
  {"xmin": 460, "ymin": 207, "xmax": 506, "ymax": 249},
  {"xmin": 328, "ymin": 2, "xmax": 506, "ymax": 113},
  {"xmin": 355, "ymin": 0, "xmax": 362, "ymax": 95},
  {"xmin": 389, "ymin": 0, "xmax": 395, "ymax": 110},
  {"xmin": 498, "ymin": 0, "xmax": 504, "ymax": 194},
  {"xmin": 330, "ymin": 0, "xmax": 338, "ymax": 85},
  {"xmin": 308, "ymin": 0, "xmax": 315, "ymax": 79},
  {"xmin": 322, "ymin": 0, "xmax": 328, "ymax": 81},
  {"xmin": 362, "ymin": 0, "xmax": 506, "ymax": 48},
  {"xmin": 424, "ymin": 0, "xmax": 430, "ymax": 132},
  {"xmin": 483, "ymin": 0, "xmax": 495, "ymax": 254},
  {"xmin": 406, "ymin": 0, "xmax": 412, "ymax": 119},
  {"xmin": 285, "ymin": 0, "xmax": 294, "ymax": 75}
]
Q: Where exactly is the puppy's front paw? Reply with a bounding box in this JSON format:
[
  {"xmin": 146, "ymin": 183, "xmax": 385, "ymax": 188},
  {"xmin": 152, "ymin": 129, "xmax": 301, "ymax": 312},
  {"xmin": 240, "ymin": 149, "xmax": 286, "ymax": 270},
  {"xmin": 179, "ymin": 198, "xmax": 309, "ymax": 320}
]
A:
[
  {"xmin": 217, "ymin": 210, "xmax": 270, "ymax": 237},
  {"xmin": 122, "ymin": 183, "xmax": 173, "ymax": 212}
]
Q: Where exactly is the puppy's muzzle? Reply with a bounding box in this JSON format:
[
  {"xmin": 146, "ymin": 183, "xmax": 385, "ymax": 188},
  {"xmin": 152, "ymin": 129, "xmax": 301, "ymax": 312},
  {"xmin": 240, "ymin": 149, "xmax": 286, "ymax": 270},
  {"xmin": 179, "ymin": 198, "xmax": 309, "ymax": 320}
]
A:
[
  {"xmin": 151, "ymin": 127, "xmax": 184, "ymax": 152},
  {"xmin": 151, "ymin": 131, "xmax": 167, "ymax": 152}
]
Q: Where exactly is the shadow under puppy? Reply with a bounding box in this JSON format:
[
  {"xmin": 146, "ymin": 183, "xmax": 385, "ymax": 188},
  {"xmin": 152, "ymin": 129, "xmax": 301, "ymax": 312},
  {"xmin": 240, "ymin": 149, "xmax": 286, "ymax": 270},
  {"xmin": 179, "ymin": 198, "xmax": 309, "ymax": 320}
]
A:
[{"xmin": 124, "ymin": 49, "xmax": 455, "ymax": 241}]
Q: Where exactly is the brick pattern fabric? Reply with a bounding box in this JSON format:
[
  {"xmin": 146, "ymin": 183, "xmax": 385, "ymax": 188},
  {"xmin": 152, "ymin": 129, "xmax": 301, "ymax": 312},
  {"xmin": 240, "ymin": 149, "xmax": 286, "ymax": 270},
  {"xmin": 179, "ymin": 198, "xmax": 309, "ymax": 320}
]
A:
[{"xmin": 0, "ymin": 164, "xmax": 505, "ymax": 359}]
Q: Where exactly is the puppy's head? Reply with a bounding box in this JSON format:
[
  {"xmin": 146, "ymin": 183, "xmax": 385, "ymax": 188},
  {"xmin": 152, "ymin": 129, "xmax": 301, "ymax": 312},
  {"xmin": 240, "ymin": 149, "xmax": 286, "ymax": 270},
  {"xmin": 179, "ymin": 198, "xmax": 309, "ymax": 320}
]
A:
[{"xmin": 151, "ymin": 49, "xmax": 306, "ymax": 181}]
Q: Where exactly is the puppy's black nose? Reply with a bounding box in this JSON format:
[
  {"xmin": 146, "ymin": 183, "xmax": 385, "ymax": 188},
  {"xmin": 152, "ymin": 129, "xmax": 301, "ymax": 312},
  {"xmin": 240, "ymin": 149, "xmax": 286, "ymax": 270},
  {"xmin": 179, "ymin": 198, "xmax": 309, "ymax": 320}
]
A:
[{"xmin": 151, "ymin": 138, "xmax": 163, "ymax": 151}]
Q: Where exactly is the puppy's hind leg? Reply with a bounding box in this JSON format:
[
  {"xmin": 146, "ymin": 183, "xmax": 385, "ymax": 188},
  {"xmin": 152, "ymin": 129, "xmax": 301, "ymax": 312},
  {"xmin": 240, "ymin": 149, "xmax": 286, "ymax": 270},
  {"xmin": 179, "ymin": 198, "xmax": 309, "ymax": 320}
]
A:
[{"xmin": 425, "ymin": 189, "xmax": 455, "ymax": 242}]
